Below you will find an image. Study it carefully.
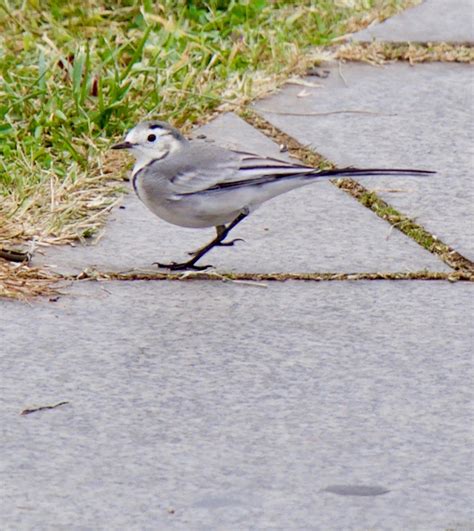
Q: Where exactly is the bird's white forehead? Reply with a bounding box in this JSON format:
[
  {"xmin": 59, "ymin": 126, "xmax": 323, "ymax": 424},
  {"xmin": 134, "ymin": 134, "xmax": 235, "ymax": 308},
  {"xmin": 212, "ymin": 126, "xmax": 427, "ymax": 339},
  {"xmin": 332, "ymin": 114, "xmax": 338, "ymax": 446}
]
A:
[{"xmin": 126, "ymin": 122, "xmax": 169, "ymax": 141}]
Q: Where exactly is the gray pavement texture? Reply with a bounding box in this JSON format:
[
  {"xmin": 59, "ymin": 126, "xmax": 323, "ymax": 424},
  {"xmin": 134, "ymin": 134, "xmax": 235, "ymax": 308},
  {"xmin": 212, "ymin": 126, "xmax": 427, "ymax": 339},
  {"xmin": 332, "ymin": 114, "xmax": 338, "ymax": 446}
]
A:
[
  {"xmin": 1, "ymin": 280, "xmax": 473, "ymax": 530},
  {"xmin": 255, "ymin": 62, "xmax": 474, "ymax": 262},
  {"xmin": 34, "ymin": 113, "xmax": 448, "ymax": 275},
  {"xmin": 353, "ymin": 0, "xmax": 474, "ymax": 43}
]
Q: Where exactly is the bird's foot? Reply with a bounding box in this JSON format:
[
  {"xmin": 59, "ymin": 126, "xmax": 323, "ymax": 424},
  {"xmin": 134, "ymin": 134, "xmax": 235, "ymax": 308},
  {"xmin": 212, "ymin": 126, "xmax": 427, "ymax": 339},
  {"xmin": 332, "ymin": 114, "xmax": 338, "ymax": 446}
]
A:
[
  {"xmin": 217, "ymin": 238, "xmax": 245, "ymax": 247},
  {"xmin": 153, "ymin": 261, "xmax": 212, "ymax": 271}
]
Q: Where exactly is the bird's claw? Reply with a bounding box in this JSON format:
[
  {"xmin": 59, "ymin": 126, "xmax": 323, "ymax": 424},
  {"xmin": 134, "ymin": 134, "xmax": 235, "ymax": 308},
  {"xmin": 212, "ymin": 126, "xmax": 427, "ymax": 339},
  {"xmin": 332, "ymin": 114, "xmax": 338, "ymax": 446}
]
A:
[
  {"xmin": 217, "ymin": 238, "xmax": 245, "ymax": 247},
  {"xmin": 153, "ymin": 261, "xmax": 212, "ymax": 271}
]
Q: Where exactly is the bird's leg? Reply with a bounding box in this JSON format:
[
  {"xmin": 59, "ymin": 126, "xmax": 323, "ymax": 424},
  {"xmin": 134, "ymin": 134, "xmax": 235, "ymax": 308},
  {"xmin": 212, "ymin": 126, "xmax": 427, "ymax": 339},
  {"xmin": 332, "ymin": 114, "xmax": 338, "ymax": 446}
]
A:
[
  {"xmin": 187, "ymin": 226, "xmax": 224, "ymax": 257},
  {"xmin": 215, "ymin": 225, "xmax": 245, "ymax": 247},
  {"xmin": 154, "ymin": 210, "xmax": 249, "ymax": 271},
  {"xmin": 187, "ymin": 225, "xmax": 244, "ymax": 256}
]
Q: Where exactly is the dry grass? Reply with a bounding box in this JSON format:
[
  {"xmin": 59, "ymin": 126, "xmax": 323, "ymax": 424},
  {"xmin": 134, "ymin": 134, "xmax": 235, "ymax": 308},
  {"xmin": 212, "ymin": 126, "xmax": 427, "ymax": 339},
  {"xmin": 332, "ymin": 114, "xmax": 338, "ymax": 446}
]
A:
[
  {"xmin": 0, "ymin": 261, "xmax": 60, "ymax": 300},
  {"xmin": 336, "ymin": 41, "xmax": 474, "ymax": 64},
  {"xmin": 72, "ymin": 268, "xmax": 474, "ymax": 283},
  {"xmin": 1, "ymin": 153, "xmax": 126, "ymax": 248}
]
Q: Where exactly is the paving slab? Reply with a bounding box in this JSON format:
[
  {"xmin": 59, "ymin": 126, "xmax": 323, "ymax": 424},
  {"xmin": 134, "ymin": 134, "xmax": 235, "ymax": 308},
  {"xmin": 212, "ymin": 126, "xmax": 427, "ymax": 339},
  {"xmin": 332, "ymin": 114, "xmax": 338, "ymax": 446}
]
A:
[
  {"xmin": 353, "ymin": 0, "xmax": 474, "ymax": 43},
  {"xmin": 255, "ymin": 62, "xmax": 474, "ymax": 261},
  {"xmin": 33, "ymin": 113, "xmax": 448, "ymax": 274},
  {"xmin": 1, "ymin": 280, "xmax": 473, "ymax": 529}
]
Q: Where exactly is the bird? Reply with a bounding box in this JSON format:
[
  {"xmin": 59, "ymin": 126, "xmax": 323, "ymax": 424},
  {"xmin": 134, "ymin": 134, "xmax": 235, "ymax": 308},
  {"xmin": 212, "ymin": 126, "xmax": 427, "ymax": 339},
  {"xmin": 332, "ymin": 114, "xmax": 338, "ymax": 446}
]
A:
[{"xmin": 112, "ymin": 120, "xmax": 434, "ymax": 270}]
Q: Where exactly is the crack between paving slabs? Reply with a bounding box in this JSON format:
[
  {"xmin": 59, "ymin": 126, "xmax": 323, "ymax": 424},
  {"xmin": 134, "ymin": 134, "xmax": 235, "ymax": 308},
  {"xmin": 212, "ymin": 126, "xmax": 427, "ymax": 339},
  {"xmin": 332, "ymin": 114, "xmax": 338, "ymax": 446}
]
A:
[
  {"xmin": 3, "ymin": 267, "xmax": 473, "ymax": 302},
  {"xmin": 334, "ymin": 42, "xmax": 474, "ymax": 65},
  {"xmin": 240, "ymin": 110, "xmax": 474, "ymax": 275},
  {"xmin": 68, "ymin": 270, "xmax": 473, "ymax": 283}
]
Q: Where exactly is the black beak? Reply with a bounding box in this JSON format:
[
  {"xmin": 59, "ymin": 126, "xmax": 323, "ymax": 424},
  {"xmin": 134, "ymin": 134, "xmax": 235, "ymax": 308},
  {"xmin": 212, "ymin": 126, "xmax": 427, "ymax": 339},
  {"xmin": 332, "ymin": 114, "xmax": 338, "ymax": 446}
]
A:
[{"xmin": 111, "ymin": 141, "xmax": 135, "ymax": 150}]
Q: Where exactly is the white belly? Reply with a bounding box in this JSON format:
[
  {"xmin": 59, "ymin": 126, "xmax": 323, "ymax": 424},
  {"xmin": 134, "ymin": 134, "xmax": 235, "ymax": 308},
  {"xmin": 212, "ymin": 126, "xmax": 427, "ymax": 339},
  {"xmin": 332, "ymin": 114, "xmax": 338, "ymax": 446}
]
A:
[{"xmin": 137, "ymin": 183, "xmax": 239, "ymax": 228}]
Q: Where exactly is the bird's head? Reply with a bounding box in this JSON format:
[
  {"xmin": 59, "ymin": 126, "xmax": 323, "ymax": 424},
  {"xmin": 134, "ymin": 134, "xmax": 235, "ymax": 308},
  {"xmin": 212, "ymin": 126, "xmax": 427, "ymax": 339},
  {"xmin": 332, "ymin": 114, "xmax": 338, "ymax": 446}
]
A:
[{"xmin": 112, "ymin": 121, "xmax": 187, "ymax": 166}]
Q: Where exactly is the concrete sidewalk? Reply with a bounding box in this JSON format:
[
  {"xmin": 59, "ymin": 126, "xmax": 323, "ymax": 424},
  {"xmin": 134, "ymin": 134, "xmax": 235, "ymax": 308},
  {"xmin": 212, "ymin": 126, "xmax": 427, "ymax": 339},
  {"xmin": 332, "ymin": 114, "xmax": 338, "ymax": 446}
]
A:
[
  {"xmin": 1, "ymin": 1, "xmax": 473, "ymax": 529},
  {"xmin": 2, "ymin": 280, "xmax": 473, "ymax": 529}
]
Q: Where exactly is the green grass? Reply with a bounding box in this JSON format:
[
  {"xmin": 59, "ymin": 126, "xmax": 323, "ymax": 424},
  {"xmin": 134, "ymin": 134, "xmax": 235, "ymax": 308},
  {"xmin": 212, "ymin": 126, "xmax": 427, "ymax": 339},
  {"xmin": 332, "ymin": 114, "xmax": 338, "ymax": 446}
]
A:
[{"xmin": 0, "ymin": 0, "xmax": 405, "ymax": 245}]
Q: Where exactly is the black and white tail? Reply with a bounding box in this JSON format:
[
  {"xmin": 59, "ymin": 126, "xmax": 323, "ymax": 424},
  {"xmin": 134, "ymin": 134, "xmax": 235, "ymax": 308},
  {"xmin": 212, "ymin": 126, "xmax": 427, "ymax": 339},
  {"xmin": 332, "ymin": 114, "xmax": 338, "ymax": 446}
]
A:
[{"xmin": 313, "ymin": 167, "xmax": 435, "ymax": 179}]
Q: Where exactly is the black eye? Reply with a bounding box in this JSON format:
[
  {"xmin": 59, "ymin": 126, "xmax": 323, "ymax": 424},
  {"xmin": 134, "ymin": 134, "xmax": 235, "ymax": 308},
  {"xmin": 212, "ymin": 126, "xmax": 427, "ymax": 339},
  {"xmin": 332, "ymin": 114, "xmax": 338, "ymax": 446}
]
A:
[{"xmin": 147, "ymin": 134, "xmax": 156, "ymax": 142}]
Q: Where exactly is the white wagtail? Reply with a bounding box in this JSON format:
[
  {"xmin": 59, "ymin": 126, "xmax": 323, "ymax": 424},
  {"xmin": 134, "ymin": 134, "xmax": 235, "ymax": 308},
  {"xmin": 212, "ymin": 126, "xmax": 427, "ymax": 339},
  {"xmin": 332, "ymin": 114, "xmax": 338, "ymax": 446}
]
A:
[{"xmin": 112, "ymin": 120, "xmax": 434, "ymax": 270}]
